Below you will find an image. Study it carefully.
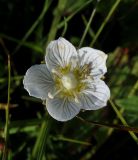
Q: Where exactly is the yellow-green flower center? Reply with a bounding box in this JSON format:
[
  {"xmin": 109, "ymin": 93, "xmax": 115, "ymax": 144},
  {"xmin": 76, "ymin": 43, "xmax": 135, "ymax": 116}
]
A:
[{"xmin": 48, "ymin": 63, "xmax": 91, "ymax": 101}]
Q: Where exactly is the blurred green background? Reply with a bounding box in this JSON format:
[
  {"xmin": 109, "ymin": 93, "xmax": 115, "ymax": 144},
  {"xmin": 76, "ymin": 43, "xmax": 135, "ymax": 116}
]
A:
[{"xmin": 0, "ymin": 0, "xmax": 138, "ymax": 159}]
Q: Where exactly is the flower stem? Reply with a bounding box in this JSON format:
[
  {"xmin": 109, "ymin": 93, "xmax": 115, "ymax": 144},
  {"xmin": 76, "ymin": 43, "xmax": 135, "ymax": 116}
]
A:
[
  {"xmin": 57, "ymin": 0, "xmax": 94, "ymax": 29},
  {"xmin": 56, "ymin": 136, "xmax": 92, "ymax": 146},
  {"xmin": 76, "ymin": 116, "xmax": 138, "ymax": 133},
  {"xmin": 128, "ymin": 80, "xmax": 138, "ymax": 97},
  {"xmin": 2, "ymin": 55, "xmax": 11, "ymax": 160},
  {"xmin": 79, "ymin": 1, "xmax": 99, "ymax": 48},
  {"xmin": 90, "ymin": 0, "xmax": 121, "ymax": 47},
  {"xmin": 46, "ymin": 0, "xmax": 67, "ymax": 46},
  {"xmin": 109, "ymin": 99, "xmax": 138, "ymax": 144},
  {"xmin": 81, "ymin": 15, "xmax": 96, "ymax": 40}
]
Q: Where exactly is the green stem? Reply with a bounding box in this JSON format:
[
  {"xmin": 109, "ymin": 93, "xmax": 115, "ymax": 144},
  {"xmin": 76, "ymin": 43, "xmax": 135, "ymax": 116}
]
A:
[
  {"xmin": 0, "ymin": 34, "xmax": 43, "ymax": 53},
  {"xmin": 2, "ymin": 55, "xmax": 11, "ymax": 160},
  {"xmin": 61, "ymin": 17, "xmax": 68, "ymax": 37},
  {"xmin": 109, "ymin": 99, "xmax": 138, "ymax": 144},
  {"xmin": 79, "ymin": 2, "xmax": 98, "ymax": 48},
  {"xmin": 31, "ymin": 115, "xmax": 52, "ymax": 159},
  {"xmin": 77, "ymin": 116, "xmax": 138, "ymax": 133},
  {"xmin": 58, "ymin": 0, "xmax": 94, "ymax": 29},
  {"xmin": 128, "ymin": 80, "xmax": 138, "ymax": 97},
  {"xmin": 81, "ymin": 15, "xmax": 96, "ymax": 39},
  {"xmin": 56, "ymin": 136, "xmax": 91, "ymax": 146},
  {"xmin": 90, "ymin": 0, "xmax": 121, "ymax": 47},
  {"xmin": 12, "ymin": 0, "xmax": 51, "ymax": 55},
  {"xmin": 82, "ymin": 15, "xmax": 101, "ymax": 49},
  {"xmin": 107, "ymin": 108, "xmax": 124, "ymax": 136},
  {"xmin": 46, "ymin": 0, "xmax": 67, "ymax": 45}
]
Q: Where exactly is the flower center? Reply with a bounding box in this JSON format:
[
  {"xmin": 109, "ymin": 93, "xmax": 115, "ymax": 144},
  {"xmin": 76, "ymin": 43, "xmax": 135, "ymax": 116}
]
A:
[
  {"xmin": 61, "ymin": 73, "xmax": 77, "ymax": 90},
  {"xmin": 49, "ymin": 64, "xmax": 90, "ymax": 100}
]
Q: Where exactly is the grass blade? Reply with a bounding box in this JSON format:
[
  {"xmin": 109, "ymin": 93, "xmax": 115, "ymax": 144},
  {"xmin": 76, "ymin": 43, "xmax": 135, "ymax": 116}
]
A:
[
  {"xmin": 109, "ymin": 99, "xmax": 138, "ymax": 144},
  {"xmin": 90, "ymin": 0, "xmax": 121, "ymax": 47},
  {"xmin": 79, "ymin": 1, "xmax": 99, "ymax": 48},
  {"xmin": 2, "ymin": 55, "xmax": 11, "ymax": 160},
  {"xmin": 31, "ymin": 115, "xmax": 52, "ymax": 160},
  {"xmin": 12, "ymin": 0, "xmax": 52, "ymax": 55}
]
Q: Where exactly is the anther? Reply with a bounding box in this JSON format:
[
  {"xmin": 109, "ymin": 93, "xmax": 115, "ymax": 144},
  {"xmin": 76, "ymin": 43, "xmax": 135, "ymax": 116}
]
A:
[
  {"xmin": 73, "ymin": 93, "xmax": 80, "ymax": 104},
  {"xmin": 52, "ymin": 69, "xmax": 62, "ymax": 77},
  {"xmin": 48, "ymin": 89, "xmax": 62, "ymax": 99}
]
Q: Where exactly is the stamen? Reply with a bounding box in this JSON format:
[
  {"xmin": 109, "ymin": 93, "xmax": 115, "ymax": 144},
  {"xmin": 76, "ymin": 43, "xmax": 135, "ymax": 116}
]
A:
[
  {"xmin": 70, "ymin": 56, "xmax": 79, "ymax": 70},
  {"xmin": 73, "ymin": 93, "xmax": 80, "ymax": 104},
  {"xmin": 101, "ymin": 76, "xmax": 105, "ymax": 80},
  {"xmin": 42, "ymin": 100, "xmax": 46, "ymax": 105},
  {"xmin": 81, "ymin": 79, "xmax": 88, "ymax": 83},
  {"xmin": 87, "ymin": 75, "xmax": 93, "ymax": 80},
  {"xmin": 81, "ymin": 64, "xmax": 88, "ymax": 72},
  {"xmin": 48, "ymin": 89, "xmax": 62, "ymax": 99},
  {"xmin": 52, "ymin": 69, "xmax": 62, "ymax": 77},
  {"xmin": 81, "ymin": 77, "xmax": 92, "ymax": 83}
]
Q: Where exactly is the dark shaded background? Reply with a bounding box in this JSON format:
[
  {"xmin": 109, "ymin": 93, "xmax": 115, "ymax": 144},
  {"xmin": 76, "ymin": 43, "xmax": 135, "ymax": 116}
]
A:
[{"xmin": 0, "ymin": 0, "xmax": 138, "ymax": 159}]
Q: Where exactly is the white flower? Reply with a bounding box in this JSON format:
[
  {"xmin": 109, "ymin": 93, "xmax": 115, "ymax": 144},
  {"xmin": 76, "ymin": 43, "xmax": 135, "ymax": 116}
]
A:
[{"xmin": 23, "ymin": 37, "xmax": 110, "ymax": 121}]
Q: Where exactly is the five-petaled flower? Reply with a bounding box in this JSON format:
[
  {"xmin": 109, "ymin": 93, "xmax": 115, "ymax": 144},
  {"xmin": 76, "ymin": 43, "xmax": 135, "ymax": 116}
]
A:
[{"xmin": 23, "ymin": 37, "xmax": 110, "ymax": 121}]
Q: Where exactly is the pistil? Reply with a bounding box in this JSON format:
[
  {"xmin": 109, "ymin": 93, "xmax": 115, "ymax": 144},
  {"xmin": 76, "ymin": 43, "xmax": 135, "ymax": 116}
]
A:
[{"xmin": 61, "ymin": 73, "xmax": 78, "ymax": 90}]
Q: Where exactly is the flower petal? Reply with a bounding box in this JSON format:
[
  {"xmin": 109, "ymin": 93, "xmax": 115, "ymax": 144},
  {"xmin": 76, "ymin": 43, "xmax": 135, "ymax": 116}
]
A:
[
  {"xmin": 46, "ymin": 97, "xmax": 80, "ymax": 121},
  {"xmin": 79, "ymin": 79, "xmax": 110, "ymax": 110},
  {"xmin": 45, "ymin": 37, "xmax": 78, "ymax": 71},
  {"xmin": 78, "ymin": 47, "xmax": 108, "ymax": 79},
  {"xmin": 23, "ymin": 64, "xmax": 54, "ymax": 100}
]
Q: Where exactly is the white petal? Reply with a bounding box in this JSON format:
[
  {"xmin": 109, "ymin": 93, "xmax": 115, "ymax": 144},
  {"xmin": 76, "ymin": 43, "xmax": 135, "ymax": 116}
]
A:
[
  {"xmin": 78, "ymin": 47, "xmax": 108, "ymax": 79},
  {"xmin": 46, "ymin": 97, "xmax": 80, "ymax": 121},
  {"xmin": 23, "ymin": 64, "xmax": 54, "ymax": 100},
  {"xmin": 45, "ymin": 37, "xmax": 78, "ymax": 71},
  {"xmin": 79, "ymin": 79, "xmax": 110, "ymax": 110}
]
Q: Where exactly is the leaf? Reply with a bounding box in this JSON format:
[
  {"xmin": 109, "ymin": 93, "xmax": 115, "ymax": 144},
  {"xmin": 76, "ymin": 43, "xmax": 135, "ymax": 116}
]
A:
[
  {"xmin": 115, "ymin": 96, "xmax": 138, "ymax": 112},
  {"xmin": 132, "ymin": 57, "xmax": 138, "ymax": 77}
]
